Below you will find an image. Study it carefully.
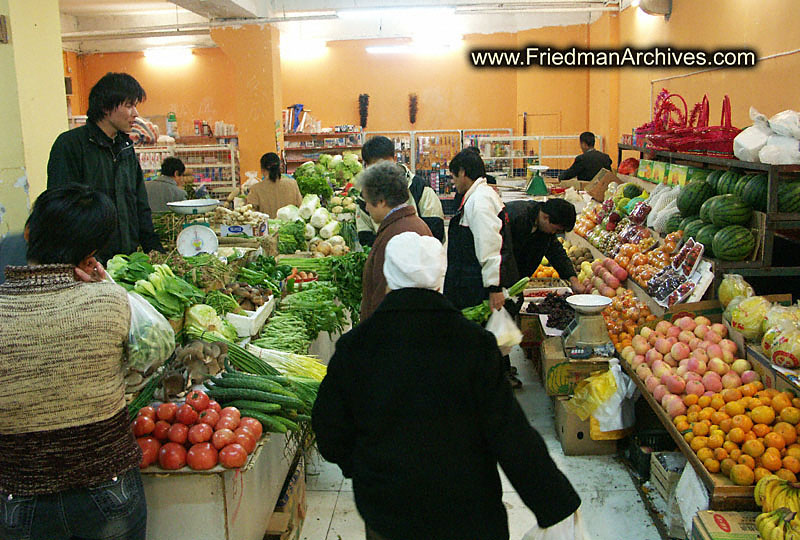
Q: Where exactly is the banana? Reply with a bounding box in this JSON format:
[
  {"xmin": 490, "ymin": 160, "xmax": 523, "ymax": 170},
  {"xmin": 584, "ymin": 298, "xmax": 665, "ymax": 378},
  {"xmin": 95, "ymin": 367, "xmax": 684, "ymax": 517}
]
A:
[
  {"xmin": 766, "ymin": 478, "xmax": 784, "ymax": 511},
  {"xmin": 788, "ymin": 485, "xmax": 800, "ymax": 515}
]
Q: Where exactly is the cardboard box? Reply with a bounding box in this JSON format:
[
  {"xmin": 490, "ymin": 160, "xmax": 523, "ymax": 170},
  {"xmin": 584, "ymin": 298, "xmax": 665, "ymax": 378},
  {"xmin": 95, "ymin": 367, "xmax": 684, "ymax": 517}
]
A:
[
  {"xmin": 265, "ymin": 457, "xmax": 307, "ymax": 540},
  {"xmin": 541, "ymin": 337, "xmax": 609, "ymax": 396},
  {"xmin": 220, "ymin": 222, "xmax": 267, "ymax": 237},
  {"xmin": 518, "ymin": 313, "xmax": 545, "ymax": 348},
  {"xmin": 661, "ymin": 299, "xmax": 725, "ymax": 324},
  {"xmin": 650, "ymin": 451, "xmax": 686, "ymax": 501},
  {"xmin": 585, "ymin": 169, "xmax": 620, "ymax": 201},
  {"xmin": 746, "ymin": 344, "xmax": 800, "ymax": 394},
  {"xmin": 690, "ymin": 510, "xmax": 759, "ymax": 540},
  {"xmin": 553, "ymin": 397, "xmax": 617, "ymax": 455}
]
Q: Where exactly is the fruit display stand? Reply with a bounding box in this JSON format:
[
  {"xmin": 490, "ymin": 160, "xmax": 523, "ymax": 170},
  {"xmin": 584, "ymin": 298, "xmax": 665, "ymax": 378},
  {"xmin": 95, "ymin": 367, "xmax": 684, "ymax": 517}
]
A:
[
  {"xmin": 620, "ymin": 359, "xmax": 758, "ymax": 510},
  {"xmin": 141, "ymin": 433, "xmax": 296, "ymax": 540},
  {"xmin": 617, "ymin": 144, "xmax": 800, "ymax": 289}
]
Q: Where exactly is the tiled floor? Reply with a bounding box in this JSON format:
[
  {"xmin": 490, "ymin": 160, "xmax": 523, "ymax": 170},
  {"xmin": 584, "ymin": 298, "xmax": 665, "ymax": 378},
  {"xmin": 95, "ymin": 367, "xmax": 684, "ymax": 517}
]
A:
[{"xmin": 303, "ymin": 346, "xmax": 662, "ymax": 540}]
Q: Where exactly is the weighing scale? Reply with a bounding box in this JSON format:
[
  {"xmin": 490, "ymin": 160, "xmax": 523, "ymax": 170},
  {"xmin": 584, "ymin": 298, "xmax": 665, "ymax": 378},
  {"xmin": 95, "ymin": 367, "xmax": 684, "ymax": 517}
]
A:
[
  {"xmin": 176, "ymin": 224, "xmax": 218, "ymax": 257},
  {"xmin": 526, "ymin": 165, "xmax": 549, "ymax": 196},
  {"xmin": 561, "ymin": 294, "xmax": 615, "ymax": 358}
]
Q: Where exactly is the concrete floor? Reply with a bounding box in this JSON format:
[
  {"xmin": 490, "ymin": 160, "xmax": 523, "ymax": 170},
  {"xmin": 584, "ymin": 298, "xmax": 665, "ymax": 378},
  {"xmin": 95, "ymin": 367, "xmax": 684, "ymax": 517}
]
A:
[{"xmin": 302, "ymin": 346, "xmax": 663, "ymax": 540}]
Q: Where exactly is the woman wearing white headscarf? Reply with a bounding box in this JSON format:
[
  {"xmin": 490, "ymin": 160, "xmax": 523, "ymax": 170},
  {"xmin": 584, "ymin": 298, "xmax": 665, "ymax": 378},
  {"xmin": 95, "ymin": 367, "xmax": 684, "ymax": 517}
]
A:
[{"xmin": 313, "ymin": 232, "xmax": 580, "ymax": 540}]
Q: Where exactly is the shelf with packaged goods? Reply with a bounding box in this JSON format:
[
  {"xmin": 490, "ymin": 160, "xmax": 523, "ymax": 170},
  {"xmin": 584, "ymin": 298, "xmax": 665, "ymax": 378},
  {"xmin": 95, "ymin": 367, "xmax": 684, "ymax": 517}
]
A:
[
  {"xmin": 565, "ymin": 231, "xmax": 666, "ymax": 317},
  {"xmin": 620, "ymin": 359, "xmax": 756, "ymax": 511}
]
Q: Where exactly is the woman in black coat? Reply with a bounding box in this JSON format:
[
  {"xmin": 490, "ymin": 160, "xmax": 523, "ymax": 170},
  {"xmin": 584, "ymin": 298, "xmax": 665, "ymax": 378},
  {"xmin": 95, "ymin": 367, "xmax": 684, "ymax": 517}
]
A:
[{"xmin": 312, "ymin": 232, "xmax": 580, "ymax": 540}]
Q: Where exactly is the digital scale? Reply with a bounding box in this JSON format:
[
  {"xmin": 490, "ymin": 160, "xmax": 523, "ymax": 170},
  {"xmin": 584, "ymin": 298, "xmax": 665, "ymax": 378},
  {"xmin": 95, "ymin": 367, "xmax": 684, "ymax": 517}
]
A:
[{"xmin": 561, "ymin": 294, "xmax": 616, "ymax": 359}]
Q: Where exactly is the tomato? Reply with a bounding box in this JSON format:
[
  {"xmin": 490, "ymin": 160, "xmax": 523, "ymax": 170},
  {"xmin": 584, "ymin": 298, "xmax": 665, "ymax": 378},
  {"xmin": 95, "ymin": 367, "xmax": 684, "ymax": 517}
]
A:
[
  {"xmin": 198, "ymin": 409, "xmax": 219, "ymax": 429},
  {"xmin": 152, "ymin": 420, "xmax": 171, "ymax": 441},
  {"xmin": 158, "ymin": 442, "xmax": 187, "ymax": 470},
  {"xmin": 238, "ymin": 418, "xmax": 263, "ymax": 440},
  {"xmin": 156, "ymin": 402, "xmax": 178, "ymax": 423},
  {"xmin": 218, "ymin": 443, "xmax": 248, "ymax": 469},
  {"xmin": 167, "ymin": 423, "xmax": 189, "ymax": 445},
  {"xmin": 211, "ymin": 428, "xmax": 236, "ymax": 450},
  {"xmin": 186, "ymin": 443, "xmax": 218, "ymax": 470},
  {"xmin": 137, "ymin": 406, "xmax": 156, "ymax": 419},
  {"xmin": 186, "ymin": 390, "xmax": 210, "ymax": 412},
  {"xmin": 176, "ymin": 404, "xmax": 198, "ymax": 425},
  {"xmin": 235, "ymin": 431, "xmax": 256, "ymax": 454},
  {"xmin": 220, "ymin": 407, "xmax": 241, "ymax": 422},
  {"xmin": 207, "ymin": 400, "xmax": 221, "ymax": 414},
  {"xmin": 216, "ymin": 415, "xmax": 239, "ymax": 431},
  {"xmin": 188, "ymin": 423, "xmax": 213, "ymax": 444},
  {"xmin": 132, "ymin": 415, "xmax": 155, "ymax": 437},
  {"xmin": 137, "ymin": 436, "xmax": 161, "ymax": 468}
]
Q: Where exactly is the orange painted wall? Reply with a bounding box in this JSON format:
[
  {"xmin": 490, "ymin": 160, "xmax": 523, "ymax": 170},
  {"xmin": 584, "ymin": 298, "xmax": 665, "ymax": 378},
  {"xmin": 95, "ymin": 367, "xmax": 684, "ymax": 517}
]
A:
[
  {"xmin": 281, "ymin": 34, "xmax": 519, "ymax": 132},
  {"xmin": 62, "ymin": 50, "xmax": 86, "ymax": 118},
  {"xmin": 79, "ymin": 47, "xmax": 236, "ymax": 137}
]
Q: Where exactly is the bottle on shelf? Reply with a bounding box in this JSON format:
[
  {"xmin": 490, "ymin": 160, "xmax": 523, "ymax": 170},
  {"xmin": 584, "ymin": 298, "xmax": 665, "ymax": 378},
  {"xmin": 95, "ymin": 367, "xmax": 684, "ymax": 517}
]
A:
[{"xmin": 166, "ymin": 112, "xmax": 178, "ymax": 138}]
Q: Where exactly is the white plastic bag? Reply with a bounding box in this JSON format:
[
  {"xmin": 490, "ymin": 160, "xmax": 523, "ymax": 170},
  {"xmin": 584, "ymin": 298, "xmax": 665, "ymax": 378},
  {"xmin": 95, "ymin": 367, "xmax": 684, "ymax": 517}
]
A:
[
  {"xmin": 759, "ymin": 135, "xmax": 800, "ymax": 165},
  {"xmin": 769, "ymin": 110, "xmax": 800, "ymax": 139},
  {"xmin": 128, "ymin": 291, "xmax": 175, "ymax": 373},
  {"xmin": 242, "ymin": 171, "xmax": 260, "ymax": 194},
  {"xmin": 734, "ymin": 124, "xmax": 773, "ymax": 162},
  {"xmin": 486, "ymin": 307, "xmax": 523, "ymax": 355},
  {"xmin": 522, "ymin": 509, "xmax": 588, "ymax": 540},
  {"xmin": 591, "ymin": 359, "xmax": 638, "ymax": 432}
]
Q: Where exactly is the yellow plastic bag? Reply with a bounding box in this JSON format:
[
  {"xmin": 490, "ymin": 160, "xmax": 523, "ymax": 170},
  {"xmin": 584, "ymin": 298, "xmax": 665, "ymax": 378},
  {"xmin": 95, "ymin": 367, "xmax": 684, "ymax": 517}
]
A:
[{"xmin": 564, "ymin": 369, "xmax": 617, "ymax": 422}]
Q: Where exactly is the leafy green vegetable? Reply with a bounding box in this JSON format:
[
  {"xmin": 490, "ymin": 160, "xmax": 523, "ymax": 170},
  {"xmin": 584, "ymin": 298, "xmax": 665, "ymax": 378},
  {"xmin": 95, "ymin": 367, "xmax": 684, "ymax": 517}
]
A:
[
  {"xmin": 295, "ymin": 164, "xmax": 334, "ymax": 200},
  {"xmin": 278, "ymin": 221, "xmax": 307, "ymax": 254},
  {"xmin": 278, "ymin": 282, "xmax": 347, "ymax": 339},
  {"xmin": 108, "ymin": 252, "xmax": 154, "ymax": 288},
  {"xmin": 253, "ymin": 312, "xmax": 310, "ymax": 354}
]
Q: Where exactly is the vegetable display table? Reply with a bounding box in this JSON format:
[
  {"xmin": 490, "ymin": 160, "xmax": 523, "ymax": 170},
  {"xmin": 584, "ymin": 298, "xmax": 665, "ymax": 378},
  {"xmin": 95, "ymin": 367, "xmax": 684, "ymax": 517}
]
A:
[{"xmin": 142, "ymin": 433, "xmax": 294, "ymax": 540}]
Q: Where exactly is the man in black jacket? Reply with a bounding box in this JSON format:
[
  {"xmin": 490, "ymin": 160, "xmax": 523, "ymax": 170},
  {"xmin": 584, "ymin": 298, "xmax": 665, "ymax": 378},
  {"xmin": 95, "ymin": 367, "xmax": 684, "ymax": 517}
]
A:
[
  {"xmin": 558, "ymin": 131, "xmax": 612, "ymax": 181},
  {"xmin": 47, "ymin": 72, "xmax": 163, "ymax": 262},
  {"xmin": 313, "ymin": 232, "xmax": 581, "ymax": 540}
]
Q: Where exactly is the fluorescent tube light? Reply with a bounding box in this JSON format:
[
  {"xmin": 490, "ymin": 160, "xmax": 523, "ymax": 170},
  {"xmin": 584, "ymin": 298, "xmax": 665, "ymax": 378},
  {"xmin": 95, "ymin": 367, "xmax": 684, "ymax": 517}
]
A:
[
  {"xmin": 338, "ymin": 7, "xmax": 454, "ymax": 20},
  {"xmin": 143, "ymin": 46, "xmax": 193, "ymax": 65},
  {"xmin": 281, "ymin": 39, "xmax": 328, "ymax": 61}
]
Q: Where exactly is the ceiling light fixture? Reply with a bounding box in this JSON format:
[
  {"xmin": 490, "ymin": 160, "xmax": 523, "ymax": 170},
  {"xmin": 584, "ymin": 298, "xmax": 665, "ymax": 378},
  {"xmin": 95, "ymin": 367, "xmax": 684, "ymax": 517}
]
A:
[
  {"xmin": 366, "ymin": 37, "xmax": 463, "ymax": 55},
  {"xmin": 143, "ymin": 46, "xmax": 194, "ymax": 65},
  {"xmin": 338, "ymin": 7, "xmax": 455, "ymax": 20},
  {"xmin": 639, "ymin": 0, "xmax": 671, "ymax": 20},
  {"xmin": 281, "ymin": 39, "xmax": 328, "ymax": 61}
]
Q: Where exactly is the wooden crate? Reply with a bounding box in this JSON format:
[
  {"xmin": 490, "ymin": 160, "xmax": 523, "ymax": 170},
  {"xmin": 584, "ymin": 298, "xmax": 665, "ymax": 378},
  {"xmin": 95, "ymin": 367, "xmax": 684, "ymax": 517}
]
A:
[{"xmin": 650, "ymin": 451, "xmax": 685, "ymax": 501}]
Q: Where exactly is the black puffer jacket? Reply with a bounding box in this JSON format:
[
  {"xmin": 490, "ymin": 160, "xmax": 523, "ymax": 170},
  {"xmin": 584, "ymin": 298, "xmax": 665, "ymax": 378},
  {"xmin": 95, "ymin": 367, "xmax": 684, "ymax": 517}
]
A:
[{"xmin": 47, "ymin": 122, "xmax": 162, "ymax": 262}]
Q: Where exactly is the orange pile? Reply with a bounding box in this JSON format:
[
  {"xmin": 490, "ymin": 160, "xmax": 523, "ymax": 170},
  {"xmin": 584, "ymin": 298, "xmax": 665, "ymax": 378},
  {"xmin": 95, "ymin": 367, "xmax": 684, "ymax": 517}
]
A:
[
  {"xmin": 673, "ymin": 386, "xmax": 800, "ymax": 486},
  {"xmin": 532, "ymin": 265, "xmax": 560, "ymax": 279},
  {"xmin": 602, "ymin": 290, "xmax": 657, "ymax": 352}
]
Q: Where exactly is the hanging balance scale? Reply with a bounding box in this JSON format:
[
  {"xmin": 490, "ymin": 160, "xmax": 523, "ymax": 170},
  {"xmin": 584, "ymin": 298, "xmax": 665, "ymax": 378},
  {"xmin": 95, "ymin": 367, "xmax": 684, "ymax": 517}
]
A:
[{"xmin": 562, "ymin": 294, "xmax": 616, "ymax": 359}]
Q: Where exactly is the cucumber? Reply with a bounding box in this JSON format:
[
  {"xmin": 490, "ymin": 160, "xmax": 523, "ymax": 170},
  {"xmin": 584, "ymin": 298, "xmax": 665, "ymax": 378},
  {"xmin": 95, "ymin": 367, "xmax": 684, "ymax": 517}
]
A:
[
  {"xmin": 294, "ymin": 414, "xmax": 312, "ymax": 423},
  {"xmin": 211, "ymin": 374, "xmax": 297, "ymax": 397},
  {"xmin": 206, "ymin": 386, "xmax": 306, "ymax": 410},
  {"xmin": 272, "ymin": 415, "xmax": 301, "ymax": 432},
  {"xmin": 224, "ymin": 400, "xmax": 281, "ymax": 414},
  {"xmin": 237, "ymin": 410, "xmax": 288, "ymax": 434}
]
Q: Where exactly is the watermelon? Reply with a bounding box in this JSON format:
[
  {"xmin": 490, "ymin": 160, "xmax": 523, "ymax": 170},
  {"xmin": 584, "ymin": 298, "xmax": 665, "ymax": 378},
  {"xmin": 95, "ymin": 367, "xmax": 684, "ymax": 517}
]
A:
[
  {"xmin": 696, "ymin": 224, "xmax": 721, "ymax": 256},
  {"xmin": 732, "ymin": 174, "xmax": 755, "ymax": 198},
  {"xmin": 705, "ymin": 170, "xmax": 725, "ymax": 192},
  {"xmin": 689, "ymin": 169, "xmax": 711, "ymax": 181},
  {"xmin": 742, "ymin": 174, "xmax": 768, "ymax": 212},
  {"xmin": 710, "ymin": 195, "xmax": 753, "ymax": 227},
  {"xmin": 713, "ymin": 225, "xmax": 755, "ymax": 261},
  {"xmin": 716, "ymin": 171, "xmax": 740, "ymax": 195},
  {"xmin": 677, "ymin": 180, "xmax": 716, "ymax": 217},
  {"xmin": 700, "ymin": 195, "xmax": 726, "ymax": 223},
  {"xmin": 664, "ymin": 213, "xmax": 683, "ymax": 234},
  {"xmin": 684, "ymin": 219, "xmax": 706, "ymax": 240},
  {"xmin": 778, "ymin": 181, "xmax": 800, "ymax": 213},
  {"xmin": 622, "ymin": 183, "xmax": 643, "ymax": 199},
  {"xmin": 679, "ymin": 215, "xmax": 700, "ymax": 231}
]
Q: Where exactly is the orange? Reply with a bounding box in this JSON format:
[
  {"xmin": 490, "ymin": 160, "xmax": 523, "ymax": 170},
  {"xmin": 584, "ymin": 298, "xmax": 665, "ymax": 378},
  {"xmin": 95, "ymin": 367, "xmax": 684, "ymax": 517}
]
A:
[
  {"xmin": 741, "ymin": 383, "xmax": 758, "ymax": 398},
  {"xmin": 780, "ymin": 407, "xmax": 800, "ymax": 425},
  {"xmin": 774, "ymin": 422, "xmax": 798, "ymax": 445},
  {"xmin": 772, "ymin": 393, "xmax": 793, "ymax": 413},
  {"xmin": 765, "ymin": 432, "xmax": 787, "ymax": 451},
  {"xmin": 674, "ymin": 414, "xmax": 688, "ymax": 425},
  {"xmin": 699, "ymin": 407, "xmax": 716, "ymax": 421},
  {"xmin": 693, "ymin": 422, "xmax": 710, "ymax": 437},
  {"xmin": 704, "ymin": 458, "xmax": 721, "ymax": 474},
  {"xmin": 730, "ymin": 464, "xmax": 755, "ymax": 485},
  {"xmin": 687, "ymin": 411, "xmax": 700, "ymax": 423},
  {"xmin": 760, "ymin": 449, "xmax": 783, "ymax": 471},
  {"xmin": 753, "ymin": 381, "xmax": 765, "ymax": 391},
  {"xmin": 684, "ymin": 432, "xmax": 695, "ymax": 444},
  {"xmin": 698, "ymin": 395, "xmax": 712, "ymax": 408},
  {"xmin": 727, "ymin": 427, "xmax": 746, "ymax": 444},
  {"xmin": 786, "ymin": 446, "xmax": 800, "ymax": 460},
  {"xmin": 710, "ymin": 395, "xmax": 726, "ymax": 411},
  {"xmin": 721, "ymin": 458, "xmax": 737, "ymax": 476},
  {"xmin": 723, "ymin": 441, "xmax": 739, "ymax": 454},
  {"xmin": 776, "ymin": 469, "xmax": 798, "ymax": 482},
  {"xmin": 730, "ymin": 448, "xmax": 743, "ymax": 461},
  {"xmin": 719, "ymin": 418, "xmax": 734, "ymax": 434},
  {"xmin": 675, "ymin": 420, "xmax": 691, "ymax": 433},
  {"xmin": 722, "ymin": 388, "xmax": 743, "ymax": 403},
  {"xmin": 691, "ymin": 436, "xmax": 709, "ymax": 452},
  {"xmin": 724, "ymin": 401, "xmax": 745, "ymax": 417},
  {"xmin": 696, "ymin": 447, "xmax": 714, "ymax": 462},
  {"xmin": 793, "ymin": 397, "xmax": 800, "ymax": 409},
  {"xmin": 708, "ymin": 433, "xmax": 725, "ymax": 450},
  {"xmin": 751, "ymin": 406, "xmax": 776, "ymax": 426},
  {"xmin": 783, "ymin": 456, "xmax": 800, "ymax": 474},
  {"xmin": 711, "ymin": 411, "xmax": 730, "ymax": 426},
  {"xmin": 748, "ymin": 398, "xmax": 764, "ymax": 410},
  {"xmin": 744, "ymin": 431, "xmax": 757, "ymax": 442},
  {"xmin": 743, "ymin": 439, "xmax": 766, "ymax": 458},
  {"xmin": 738, "ymin": 454, "xmax": 756, "ymax": 470},
  {"xmin": 688, "ymin": 404, "xmax": 702, "ymax": 415},
  {"xmin": 753, "ymin": 423, "xmax": 772, "ymax": 438},
  {"xmin": 714, "ymin": 448, "xmax": 729, "ymax": 461},
  {"xmin": 731, "ymin": 415, "xmax": 754, "ymax": 433},
  {"xmin": 683, "ymin": 394, "xmax": 699, "ymax": 407},
  {"xmin": 754, "ymin": 467, "xmax": 772, "ymax": 483}
]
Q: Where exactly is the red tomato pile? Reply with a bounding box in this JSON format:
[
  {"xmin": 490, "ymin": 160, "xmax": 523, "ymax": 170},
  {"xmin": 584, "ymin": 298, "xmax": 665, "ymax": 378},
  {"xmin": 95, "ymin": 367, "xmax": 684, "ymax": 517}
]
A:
[{"xmin": 133, "ymin": 390, "xmax": 262, "ymax": 471}]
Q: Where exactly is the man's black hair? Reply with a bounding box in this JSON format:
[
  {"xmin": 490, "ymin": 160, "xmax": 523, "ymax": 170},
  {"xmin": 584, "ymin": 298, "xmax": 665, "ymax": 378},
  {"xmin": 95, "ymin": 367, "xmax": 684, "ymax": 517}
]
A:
[
  {"xmin": 541, "ymin": 198, "xmax": 576, "ymax": 232},
  {"xmin": 449, "ymin": 148, "xmax": 485, "ymax": 181},
  {"xmin": 86, "ymin": 72, "xmax": 146, "ymax": 123},
  {"xmin": 161, "ymin": 157, "xmax": 185, "ymax": 177},
  {"xmin": 26, "ymin": 185, "xmax": 117, "ymax": 266},
  {"xmin": 361, "ymin": 136, "xmax": 395, "ymax": 165},
  {"xmin": 360, "ymin": 162, "xmax": 409, "ymax": 208},
  {"xmin": 579, "ymin": 132, "xmax": 595, "ymax": 148},
  {"xmin": 260, "ymin": 152, "xmax": 282, "ymax": 182}
]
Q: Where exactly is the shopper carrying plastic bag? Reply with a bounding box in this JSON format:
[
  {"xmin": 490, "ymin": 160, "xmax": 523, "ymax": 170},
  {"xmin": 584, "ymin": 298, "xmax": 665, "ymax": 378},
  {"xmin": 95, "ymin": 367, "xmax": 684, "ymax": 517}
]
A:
[
  {"xmin": 523, "ymin": 508, "xmax": 589, "ymax": 540},
  {"xmin": 486, "ymin": 306, "xmax": 523, "ymax": 355}
]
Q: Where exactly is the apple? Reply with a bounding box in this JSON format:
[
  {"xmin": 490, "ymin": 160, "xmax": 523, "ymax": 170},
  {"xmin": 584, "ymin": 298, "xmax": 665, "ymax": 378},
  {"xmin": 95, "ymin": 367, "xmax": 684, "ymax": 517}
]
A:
[
  {"xmin": 686, "ymin": 380, "xmax": 706, "ymax": 396},
  {"xmin": 676, "ymin": 365, "xmax": 689, "ymax": 378},
  {"xmin": 640, "ymin": 327, "xmax": 653, "ymax": 340},
  {"xmin": 710, "ymin": 323, "xmax": 728, "ymax": 338},
  {"xmin": 665, "ymin": 375, "xmax": 686, "ymax": 394},
  {"xmin": 707, "ymin": 358, "xmax": 729, "ymax": 376},
  {"xmin": 661, "ymin": 392, "xmax": 676, "ymax": 409},
  {"xmin": 722, "ymin": 349, "xmax": 735, "ymax": 364},
  {"xmin": 632, "ymin": 335, "xmax": 650, "ymax": 355},
  {"xmin": 645, "ymin": 375, "xmax": 660, "ymax": 393},
  {"xmin": 666, "ymin": 397, "xmax": 687, "ymax": 418},
  {"xmin": 686, "ymin": 357, "xmax": 707, "ymax": 375},
  {"xmin": 652, "ymin": 360, "xmax": 671, "ymax": 380},
  {"xmin": 685, "ymin": 371, "xmax": 703, "ymax": 383},
  {"xmin": 702, "ymin": 372, "xmax": 723, "ymax": 393},
  {"xmin": 663, "ymin": 353, "xmax": 677, "ymax": 367},
  {"xmin": 621, "ymin": 346, "xmax": 636, "ymax": 363},
  {"xmin": 720, "ymin": 339, "xmax": 738, "ymax": 356},
  {"xmin": 706, "ymin": 343, "xmax": 723, "ymax": 360},
  {"xmin": 731, "ymin": 359, "xmax": 751, "ymax": 375},
  {"xmin": 656, "ymin": 320, "xmax": 673, "ymax": 335},
  {"xmin": 688, "ymin": 337, "xmax": 702, "ymax": 351},
  {"xmin": 706, "ymin": 330, "xmax": 723, "ymax": 344},
  {"xmin": 679, "ymin": 330, "xmax": 695, "ymax": 344},
  {"xmin": 741, "ymin": 370, "xmax": 760, "ymax": 384},
  {"xmin": 691, "ymin": 348, "xmax": 709, "ymax": 364},
  {"xmin": 655, "ymin": 338, "xmax": 671, "ymax": 355},
  {"xmin": 653, "ymin": 384, "xmax": 668, "ymax": 402},
  {"xmin": 721, "ymin": 371, "xmax": 742, "ymax": 389},
  {"xmin": 667, "ymin": 326, "xmax": 681, "ymax": 339},
  {"xmin": 636, "ymin": 365, "xmax": 653, "ymax": 380},
  {"xmin": 666, "ymin": 336, "xmax": 678, "ymax": 348},
  {"xmin": 632, "ymin": 355, "xmax": 646, "ymax": 369},
  {"xmin": 671, "ymin": 342, "xmax": 690, "ymax": 361},
  {"xmin": 645, "ymin": 349, "xmax": 663, "ymax": 366},
  {"xmin": 694, "ymin": 316, "xmax": 712, "ymax": 327},
  {"xmin": 694, "ymin": 324, "xmax": 710, "ymax": 339},
  {"xmin": 648, "ymin": 333, "xmax": 659, "ymax": 347},
  {"xmin": 675, "ymin": 316, "xmax": 697, "ymax": 332}
]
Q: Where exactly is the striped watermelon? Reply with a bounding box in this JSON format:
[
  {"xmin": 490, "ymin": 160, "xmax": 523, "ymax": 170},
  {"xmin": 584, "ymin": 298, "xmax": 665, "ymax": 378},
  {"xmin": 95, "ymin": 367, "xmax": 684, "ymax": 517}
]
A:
[
  {"xmin": 700, "ymin": 195, "xmax": 726, "ymax": 223},
  {"xmin": 696, "ymin": 224, "xmax": 721, "ymax": 256},
  {"xmin": 778, "ymin": 181, "xmax": 800, "ymax": 213},
  {"xmin": 684, "ymin": 219, "xmax": 706, "ymax": 240},
  {"xmin": 705, "ymin": 170, "xmax": 725, "ymax": 192},
  {"xmin": 664, "ymin": 214, "xmax": 683, "ymax": 234},
  {"xmin": 679, "ymin": 215, "xmax": 700, "ymax": 231},
  {"xmin": 712, "ymin": 225, "xmax": 755, "ymax": 261},
  {"xmin": 732, "ymin": 174, "xmax": 755, "ymax": 198},
  {"xmin": 677, "ymin": 180, "xmax": 716, "ymax": 217},
  {"xmin": 716, "ymin": 171, "xmax": 741, "ymax": 195},
  {"xmin": 742, "ymin": 174, "xmax": 768, "ymax": 212},
  {"xmin": 710, "ymin": 195, "xmax": 753, "ymax": 227}
]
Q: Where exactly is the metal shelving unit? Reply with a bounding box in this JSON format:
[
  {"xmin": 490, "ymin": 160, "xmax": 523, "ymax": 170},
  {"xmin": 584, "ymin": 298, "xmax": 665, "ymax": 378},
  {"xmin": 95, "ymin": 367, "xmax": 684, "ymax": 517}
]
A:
[
  {"xmin": 136, "ymin": 143, "xmax": 239, "ymax": 197},
  {"xmin": 477, "ymin": 134, "xmax": 604, "ymax": 179},
  {"xmin": 282, "ymin": 132, "xmax": 363, "ymax": 174},
  {"xmin": 363, "ymin": 131, "xmax": 413, "ymax": 169}
]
